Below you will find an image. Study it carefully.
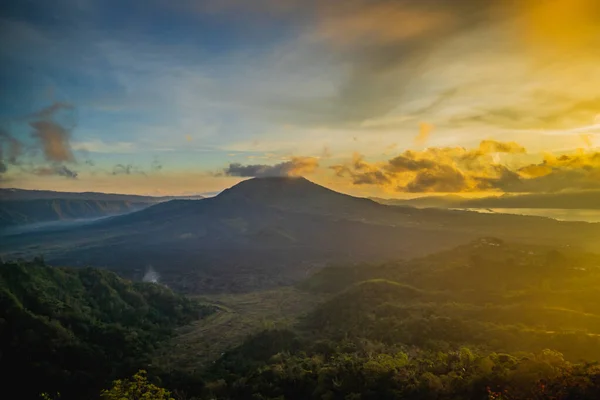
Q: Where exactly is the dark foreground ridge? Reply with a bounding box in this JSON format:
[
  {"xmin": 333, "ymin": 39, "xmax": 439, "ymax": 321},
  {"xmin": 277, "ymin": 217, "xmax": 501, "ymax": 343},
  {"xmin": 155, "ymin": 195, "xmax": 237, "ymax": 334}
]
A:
[{"xmin": 0, "ymin": 258, "xmax": 214, "ymax": 400}]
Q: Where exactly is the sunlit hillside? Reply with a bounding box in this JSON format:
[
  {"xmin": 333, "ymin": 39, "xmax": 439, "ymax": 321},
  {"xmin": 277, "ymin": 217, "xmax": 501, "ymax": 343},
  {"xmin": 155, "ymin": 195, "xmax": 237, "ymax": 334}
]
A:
[{"xmin": 2, "ymin": 0, "xmax": 600, "ymax": 398}]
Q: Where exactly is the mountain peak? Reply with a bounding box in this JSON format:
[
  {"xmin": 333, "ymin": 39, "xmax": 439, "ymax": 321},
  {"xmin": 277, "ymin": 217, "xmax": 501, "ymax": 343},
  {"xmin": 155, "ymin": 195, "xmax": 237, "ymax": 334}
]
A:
[
  {"xmin": 216, "ymin": 176, "xmax": 376, "ymax": 212},
  {"xmin": 218, "ymin": 176, "xmax": 328, "ymax": 199}
]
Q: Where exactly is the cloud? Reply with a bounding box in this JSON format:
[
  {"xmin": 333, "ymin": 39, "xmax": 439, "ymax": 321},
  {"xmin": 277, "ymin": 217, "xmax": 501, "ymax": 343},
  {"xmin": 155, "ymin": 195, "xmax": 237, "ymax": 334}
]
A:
[
  {"xmin": 27, "ymin": 102, "xmax": 77, "ymax": 163},
  {"xmin": 0, "ymin": 129, "xmax": 24, "ymax": 165},
  {"xmin": 414, "ymin": 122, "xmax": 433, "ymax": 146},
  {"xmin": 386, "ymin": 151, "xmax": 437, "ymax": 173},
  {"xmin": 32, "ymin": 165, "xmax": 78, "ymax": 179},
  {"xmin": 223, "ymin": 156, "xmax": 319, "ymax": 177},
  {"xmin": 27, "ymin": 102, "xmax": 75, "ymax": 123},
  {"xmin": 478, "ymin": 140, "xmax": 526, "ymax": 154},
  {"xmin": 512, "ymin": 152, "xmax": 600, "ymax": 192},
  {"xmin": 72, "ymin": 140, "xmax": 136, "ymax": 154},
  {"xmin": 0, "ymin": 160, "xmax": 7, "ymax": 174},
  {"xmin": 30, "ymin": 120, "xmax": 75, "ymax": 162},
  {"xmin": 309, "ymin": 1, "xmax": 465, "ymax": 123},
  {"xmin": 1, "ymin": 103, "xmax": 83, "ymax": 180},
  {"xmin": 331, "ymin": 140, "xmax": 600, "ymax": 193},
  {"xmin": 151, "ymin": 156, "xmax": 163, "ymax": 172},
  {"xmin": 581, "ymin": 134, "xmax": 593, "ymax": 148},
  {"xmin": 109, "ymin": 158, "xmax": 163, "ymax": 177},
  {"xmin": 405, "ymin": 164, "xmax": 467, "ymax": 193},
  {"xmin": 112, "ymin": 164, "xmax": 147, "ymax": 176}
]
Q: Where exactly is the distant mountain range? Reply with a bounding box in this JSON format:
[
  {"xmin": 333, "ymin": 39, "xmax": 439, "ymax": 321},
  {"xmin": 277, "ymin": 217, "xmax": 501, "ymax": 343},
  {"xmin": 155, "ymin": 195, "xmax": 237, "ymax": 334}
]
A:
[
  {"xmin": 372, "ymin": 190, "xmax": 600, "ymax": 209},
  {"xmin": 0, "ymin": 187, "xmax": 204, "ymax": 202},
  {"xmin": 2, "ymin": 177, "xmax": 599, "ymax": 293},
  {"xmin": 0, "ymin": 188, "xmax": 204, "ymax": 228}
]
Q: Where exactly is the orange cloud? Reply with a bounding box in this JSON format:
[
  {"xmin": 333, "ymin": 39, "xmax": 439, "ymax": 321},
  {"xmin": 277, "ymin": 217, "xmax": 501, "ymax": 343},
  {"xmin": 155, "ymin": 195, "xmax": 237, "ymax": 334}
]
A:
[
  {"xmin": 581, "ymin": 134, "xmax": 593, "ymax": 148},
  {"xmin": 317, "ymin": 1, "xmax": 453, "ymax": 47},
  {"xmin": 516, "ymin": 0, "xmax": 600, "ymax": 51},
  {"xmin": 414, "ymin": 122, "xmax": 433, "ymax": 146},
  {"xmin": 478, "ymin": 140, "xmax": 526, "ymax": 154},
  {"xmin": 331, "ymin": 140, "xmax": 600, "ymax": 193}
]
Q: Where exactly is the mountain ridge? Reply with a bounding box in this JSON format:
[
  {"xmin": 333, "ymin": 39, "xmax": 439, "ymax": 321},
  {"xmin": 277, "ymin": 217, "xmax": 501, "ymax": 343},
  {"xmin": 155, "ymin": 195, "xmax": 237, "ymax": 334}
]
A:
[
  {"xmin": 3, "ymin": 177, "xmax": 600, "ymax": 293},
  {"xmin": 0, "ymin": 187, "xmax": 204, "ymax": 202}
]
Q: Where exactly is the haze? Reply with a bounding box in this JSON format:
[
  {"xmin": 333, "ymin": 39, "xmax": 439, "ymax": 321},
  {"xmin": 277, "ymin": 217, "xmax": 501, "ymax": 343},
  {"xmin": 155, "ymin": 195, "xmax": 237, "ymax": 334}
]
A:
[
  {"xmin": 2, "ymin": 1, "xmax": 600, "ymax": 400},
  {"xmin": 1, "ymin": 0, "xmax": 599, "ymax": 197}
]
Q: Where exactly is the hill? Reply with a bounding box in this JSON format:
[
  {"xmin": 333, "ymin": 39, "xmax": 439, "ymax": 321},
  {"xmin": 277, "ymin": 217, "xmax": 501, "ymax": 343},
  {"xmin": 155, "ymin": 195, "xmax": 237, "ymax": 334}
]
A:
[
  {"xmin": 0, "ymin": 258, "xmax": 214, "ymax": 400},
  {"xmin": 2, "ymin": 178, "xmax": 600, "ymax": 293},
  {"xmin": 371, "ymin": 194, "xmax": 466, "ymax": 208},
  {"xmin": 300, "ymin": 238, "xmax": 600, "ymax": 358},
  {"xmin": 186, "ymin": 240, "xmax": 600, "ymax": 400}
]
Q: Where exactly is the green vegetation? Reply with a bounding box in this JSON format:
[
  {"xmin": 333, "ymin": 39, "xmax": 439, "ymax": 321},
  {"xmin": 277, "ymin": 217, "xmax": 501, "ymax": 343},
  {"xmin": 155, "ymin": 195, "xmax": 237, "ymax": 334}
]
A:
[
  {"xmin": 102, "ymin": 370, "xmax": 174, "ymax": 400},
  {"xmin": 156, "ymin": 238, "xmax": 600, "ymax": 399},
  {"xmin": 5, "ymin": 238, "xmax": 600, "ymax": 399},
  {"xmin": 201, "ymin": 331, "xmax": 600, "ymax": 400},
  {"xmin": 0, "ymin": 259, "xmax": 214, "ymax": 400}
]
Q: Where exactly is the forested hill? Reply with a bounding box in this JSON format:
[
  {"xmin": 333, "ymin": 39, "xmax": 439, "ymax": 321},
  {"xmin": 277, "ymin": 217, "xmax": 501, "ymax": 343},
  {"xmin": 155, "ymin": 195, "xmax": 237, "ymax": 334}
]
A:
[
  {"xmin": 0, "ymin": 259, "xmax": 215, "ymax": 400},
  {"xmin": 193, "ymin": 240, "xmax": 600, "ymax": 399}
]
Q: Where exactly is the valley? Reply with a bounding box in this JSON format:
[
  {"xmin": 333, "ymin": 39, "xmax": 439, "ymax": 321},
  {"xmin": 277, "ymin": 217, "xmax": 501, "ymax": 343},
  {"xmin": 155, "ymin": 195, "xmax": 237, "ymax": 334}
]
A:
[
  {"xmin": 2, "ymin": 178, "xmax": 600, "ymax": 293},
  {"xmin": 3, "ymin": 178, "xmax": 600, "ymax": 399}
]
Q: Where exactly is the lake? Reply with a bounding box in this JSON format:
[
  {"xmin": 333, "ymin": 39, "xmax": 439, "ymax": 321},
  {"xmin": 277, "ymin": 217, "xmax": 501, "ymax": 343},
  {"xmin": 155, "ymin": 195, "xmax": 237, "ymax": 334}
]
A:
[{"xmin": 459, "ymin": 208, "xmax": 600, "ymax": 223}]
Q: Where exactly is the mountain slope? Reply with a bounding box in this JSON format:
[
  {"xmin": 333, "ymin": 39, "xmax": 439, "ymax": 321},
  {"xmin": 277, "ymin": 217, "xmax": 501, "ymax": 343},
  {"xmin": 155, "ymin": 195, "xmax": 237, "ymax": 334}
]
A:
[
  {"xmin": 371, "ymin": 194, "xmax": 467, "ymax": 208},
  {"xmin": 3, "ymin": 178, "xmax": 600, "ymax": 293},
  {"xmin": 0, "ymin": 258, "xmax": 214, "ymax": 400},
  {"xmin": 301, "ymin": 240, "xmax": 600, "ymax": 359}
]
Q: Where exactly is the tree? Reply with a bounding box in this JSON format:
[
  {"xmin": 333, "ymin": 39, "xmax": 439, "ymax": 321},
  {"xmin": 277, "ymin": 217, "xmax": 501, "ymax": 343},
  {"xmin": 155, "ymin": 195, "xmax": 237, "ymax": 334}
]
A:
[{"xmin": 101, "ymin": 370, "xmax": 174, "ymax": 400}]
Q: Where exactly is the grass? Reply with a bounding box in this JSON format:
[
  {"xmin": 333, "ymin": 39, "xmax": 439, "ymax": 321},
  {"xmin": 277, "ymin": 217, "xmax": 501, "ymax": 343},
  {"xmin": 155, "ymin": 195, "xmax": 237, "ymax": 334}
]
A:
[{"xmin": 153, "ymin": 286, "xmax": 323, "ymax": 371}]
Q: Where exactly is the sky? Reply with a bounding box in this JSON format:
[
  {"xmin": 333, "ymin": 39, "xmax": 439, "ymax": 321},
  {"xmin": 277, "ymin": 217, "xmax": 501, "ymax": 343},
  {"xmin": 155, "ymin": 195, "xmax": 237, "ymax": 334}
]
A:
[{"xmin": 1, "ymin": 0, "xmax": 599, "ymax": 197}]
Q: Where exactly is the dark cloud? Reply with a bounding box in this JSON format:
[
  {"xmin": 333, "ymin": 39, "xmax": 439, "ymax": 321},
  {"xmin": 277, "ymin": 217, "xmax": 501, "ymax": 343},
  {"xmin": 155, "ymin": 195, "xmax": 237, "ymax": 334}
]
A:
[
  {"xmin": 386, "ymin": 151, "xmax": 437, "ymax": 172},
  {"xmin": 112, "ymin": 164, "xmax": 146, "ymax": 176},
  {"xmin": 405, "ymin": 164, "xmax": 467, "ymax": 193},
  {"xmin": 109, "ymin": 158, "xmax": 164, "ymax": 177},
  {"xmin": 353, "ymin": 170, "xmax": 391, "ymax": 185},
  {"xmin": 223, "ymin": 156, "xmax": 319, "ymax": 177},
  {"xmin": 151, "ymin": 156, "xmax": 163, "ymax": 172},
  {"xmin": 0, "ymin": 129, "xmax": 24, "ymax": 165},
  {"xmin": 474, "ymin": 165, "xmax": 522, "ymax": 191},
  {"xmin": 32, "ymin": 165, "xmax": 78, "ymax": 179},
  {"xmin": 0, "ymin": 160, "xmax": 7, "ymax": 174}
]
